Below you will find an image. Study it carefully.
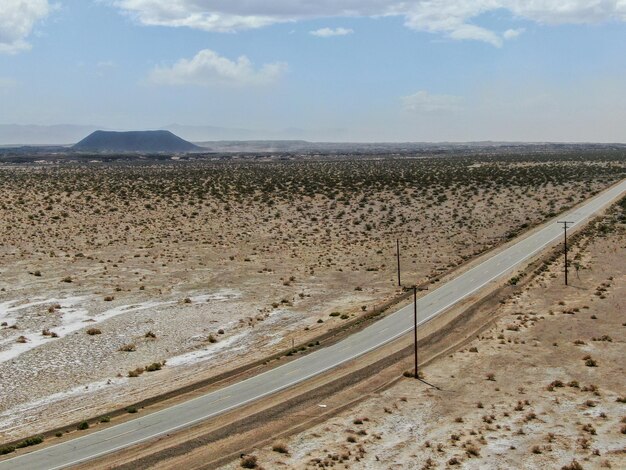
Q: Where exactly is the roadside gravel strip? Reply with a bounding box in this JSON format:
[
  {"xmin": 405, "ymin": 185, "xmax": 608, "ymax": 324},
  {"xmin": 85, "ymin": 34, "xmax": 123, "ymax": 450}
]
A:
[{"xmin": 2, "ymin": 179, "xmax": 625, "ymax": 470}]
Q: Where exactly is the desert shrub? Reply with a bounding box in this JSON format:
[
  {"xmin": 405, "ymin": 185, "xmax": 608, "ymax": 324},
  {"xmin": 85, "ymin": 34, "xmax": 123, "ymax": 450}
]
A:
[
  {"xmin": 547, "ymin": 380, "xmax": 564, "ymax": 391},
  {"xmin": 272, "ymin": 441, "xmax": 289, "ymax": 454},
  {"xmin": 86, "ymin": 328, "xmax": 101, "ymax": 335},
  {"xmin": 582, "ymin": 424, "xmax": 596, "ymax": 435},
  {"xmin": 207, "ymin": 334, "xmax": 218, "ymax": 343},
  {"xmin": 103, "ymin": 296, "xmax": 114, "ymax": 302},
  {"xmin": 100, "ymin": 416, "xmax": 111, "ymax": 423},
  {"xmin": 77, "ymin": 421, "xmax": 89, "ymax": 430},
  {"xmin": 16, "ymin": 436, "xmax": 44, "ymax": 449},
  {"xmin": 240, "ymin": 455, "xmax": 258, "ymax": 468},
  {"xmin": 561, "ymin": 460, "xmax": 583, "ymax": 470},
  {"xmin": 329, "ymin": 312, "xmax": 340, "ymax": 317},
  {"xmin": 145, "ymin": 330, "xmax": 156, "ymax": 338},
  {"xmin": 0, "ymin": 445, "xmax": 15, "ymax": 455},
  {"xmin": 145, "ymin": 362, "xmax": 162, "ymax": 372},
  {"xmin": 466, "ymin": 444, "xmax": 480, "ymax": 457},
  {"xmin": 128, "ymin": 367, "xmax": 144, "ymax": 377},
  {"xmin": 127, "ymin": 406, "xmax": 138, "ymax": 414},
  {"xmin": 119, "ymin": 343, "xmax": 136, "ymax": 352}
]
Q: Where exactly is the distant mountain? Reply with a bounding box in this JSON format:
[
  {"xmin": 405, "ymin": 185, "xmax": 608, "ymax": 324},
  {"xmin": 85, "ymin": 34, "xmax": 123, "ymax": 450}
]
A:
[
  {"xmin": 163, "ymin": 124, "xmax": 348, "ymax": 142},
  {"xmin": 73, "ymin": 130, "xmax": 201, "ymax": 152},
  {"xmin": 164, "ymin": 124, "xmax": 257, "ymax": 141}
]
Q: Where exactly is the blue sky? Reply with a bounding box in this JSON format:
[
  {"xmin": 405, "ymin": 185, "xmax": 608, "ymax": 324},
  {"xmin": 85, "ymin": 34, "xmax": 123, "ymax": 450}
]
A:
[{"xmin": 1, "ymin": 0, "xmax": 626, "ymax": 142}]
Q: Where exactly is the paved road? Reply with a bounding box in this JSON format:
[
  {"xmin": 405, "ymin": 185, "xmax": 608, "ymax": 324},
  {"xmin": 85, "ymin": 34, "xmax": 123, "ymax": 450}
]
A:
[{"xmin": 2, "ymin": 179, "xmax": 625, "ymax": 470}]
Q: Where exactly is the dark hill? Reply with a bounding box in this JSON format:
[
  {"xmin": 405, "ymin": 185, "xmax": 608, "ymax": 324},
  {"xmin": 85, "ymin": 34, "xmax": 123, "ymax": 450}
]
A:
[{"xmin": 73, "ymin": 130, "xmax": 201, "ymax": 152}]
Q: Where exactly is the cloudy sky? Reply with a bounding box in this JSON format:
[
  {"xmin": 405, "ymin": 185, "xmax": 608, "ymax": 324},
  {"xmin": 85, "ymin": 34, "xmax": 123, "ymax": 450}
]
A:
[{"xmin": 1, "ymin": 0, "xmax": 626, "ymax": 142}]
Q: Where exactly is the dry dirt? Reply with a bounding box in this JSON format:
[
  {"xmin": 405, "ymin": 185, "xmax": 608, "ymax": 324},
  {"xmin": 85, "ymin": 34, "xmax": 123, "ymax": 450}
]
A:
[
  {"xmin": 227, "ymin": 198, "xmax": 626, "ymax": 470},
  {"xmin": 0, "ymin": 155, "xmax": 624, "ymax": 443}
]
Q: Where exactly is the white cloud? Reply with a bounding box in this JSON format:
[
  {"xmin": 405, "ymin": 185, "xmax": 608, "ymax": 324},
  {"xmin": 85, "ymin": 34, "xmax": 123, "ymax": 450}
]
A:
[
  {"xmin": 402, "ymin": 90, "xmax": 463, "ymax": 113},
  {"xmin": 503, "ymin": 28, "xmax": 525, "ymax": 40},
  {"xmin": 110, "ymin": 1, "xmax": 626, "ymax": 47},
  {"xmin": 149, "ymin": 49, "xmax": 287, "ymax": 87},
  {"xmin": 0, "ymin": 0, "xmax": 51, "ymax": 54},
  {"xmin": 310, "ymin": 27, "xmax": 354, "ymax": 37}
]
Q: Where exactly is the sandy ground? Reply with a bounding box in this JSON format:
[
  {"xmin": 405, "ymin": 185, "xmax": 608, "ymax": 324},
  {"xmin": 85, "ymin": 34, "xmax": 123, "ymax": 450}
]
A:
[
  {"xmin": 229, "ymin": 199, "xmax": 626, "ymax": 469},
  {"xmin": 0, "ymin": 156, "xmax": 624, "ymax": 442}
]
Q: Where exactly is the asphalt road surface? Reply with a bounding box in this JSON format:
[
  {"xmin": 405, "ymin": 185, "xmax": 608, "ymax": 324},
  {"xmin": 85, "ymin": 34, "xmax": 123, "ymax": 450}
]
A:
[{"xmin": 2, "ymin": 179, "xmax": 625, "ymax": 470}]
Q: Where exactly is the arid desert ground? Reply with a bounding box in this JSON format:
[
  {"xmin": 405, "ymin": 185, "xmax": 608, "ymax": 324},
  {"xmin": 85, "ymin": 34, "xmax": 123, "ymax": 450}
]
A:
[
  {"xmin": 222, "ymin": 183, "xmax": 626, "ymax": 470},
  {"xmin": 0, "ymin": 152, "xmax": 624, "ymax": 453}
]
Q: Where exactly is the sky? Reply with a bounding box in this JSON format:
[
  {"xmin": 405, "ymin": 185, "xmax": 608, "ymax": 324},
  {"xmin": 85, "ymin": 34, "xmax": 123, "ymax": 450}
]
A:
[{"xmin": 1, "ymin": 0, "xmax": 626, "ymax": 142}]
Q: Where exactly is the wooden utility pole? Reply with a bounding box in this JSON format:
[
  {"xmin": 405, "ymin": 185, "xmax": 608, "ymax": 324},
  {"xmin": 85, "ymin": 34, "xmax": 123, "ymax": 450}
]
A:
[
  {"xmin": 413, "ymin": 285, "xmax": 418, "ymax": 379},
  {"xmin": 557, "ymin": 221, "xmax": 574, "ymax": 286},
  {"xmin": 396, "ymin": 239, "xmax": 401, "ymax": 287}
]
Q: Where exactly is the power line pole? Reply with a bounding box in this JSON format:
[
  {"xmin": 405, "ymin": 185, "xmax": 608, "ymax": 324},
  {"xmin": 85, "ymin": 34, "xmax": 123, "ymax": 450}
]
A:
[
  {"xmin": 557, "ymin": 221, "xmax": 574, "ymax": 286},
  {"xmin": 396, "ymin": 239, "xmax": 401, "ymax": 287},
  {"xmin": 413, "ymin": 285, "xmax": 418, "ymax": 379}
]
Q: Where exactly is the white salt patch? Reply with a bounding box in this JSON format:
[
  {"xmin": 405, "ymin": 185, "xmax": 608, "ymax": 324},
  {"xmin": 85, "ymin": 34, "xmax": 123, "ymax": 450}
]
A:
[
  {"xmin": 0, "ymin": 297, "xmax": 175, "ymax": 363},
  {"xmin": 167, "ymin": 332, "xmax": 248, "ymax": 367},
  {"xmin": 56, "ymin": 300, "xmax": 175, "ymax": 338},
  {"xmin": 189, "ymin": 288, "xmax": 241, "ymax": 303}
]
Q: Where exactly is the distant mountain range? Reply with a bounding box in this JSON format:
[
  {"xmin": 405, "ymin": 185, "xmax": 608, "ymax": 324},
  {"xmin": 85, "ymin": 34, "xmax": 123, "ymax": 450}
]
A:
[
  {"xmin": 2, "ymin": 125, "xmax": 626, "ymax": 155},
  {"xmin": 73, "ymin": 130, "xmax": 200, "ymax": 152},
  {"xmin": 0, "ymin": 124, "xmax": 348, "ymax": 146}
]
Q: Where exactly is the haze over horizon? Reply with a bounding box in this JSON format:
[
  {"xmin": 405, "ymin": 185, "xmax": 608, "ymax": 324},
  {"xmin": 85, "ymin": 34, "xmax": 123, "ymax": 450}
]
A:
[{"xmin": 1, "ymin": 1, "xmax": 626, "ymax": 143}]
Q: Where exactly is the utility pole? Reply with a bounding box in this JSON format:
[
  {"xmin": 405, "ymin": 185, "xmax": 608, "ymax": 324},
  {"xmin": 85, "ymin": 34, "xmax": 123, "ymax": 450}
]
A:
[
  {"xmin": 396, "ymin": 239, "xmax": 401, "ymax": 287},
  {"xmin": 413, "ymin": 285, "xmax": 418, "ymax": 379},
  {"xmin": 557, "ymin": 221, "xmax": 574, "ymax": 286}
]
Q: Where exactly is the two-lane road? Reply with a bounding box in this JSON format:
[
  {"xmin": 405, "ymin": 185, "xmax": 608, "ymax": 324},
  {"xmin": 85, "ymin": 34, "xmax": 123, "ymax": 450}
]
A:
[{"xmin": 2, "ymin": 179, "xmax": 625, "ymax": 470}]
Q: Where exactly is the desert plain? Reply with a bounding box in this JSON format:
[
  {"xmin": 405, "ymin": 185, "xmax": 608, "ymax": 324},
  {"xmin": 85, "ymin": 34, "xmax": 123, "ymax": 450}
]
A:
[{"xmin": 0, "ymin": 151, "xmax": 624, "ymax": 467}]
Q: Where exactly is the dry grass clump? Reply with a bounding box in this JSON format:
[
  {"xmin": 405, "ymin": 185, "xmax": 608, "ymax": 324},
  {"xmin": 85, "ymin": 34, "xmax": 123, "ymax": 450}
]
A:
[
  {"xmin": 128, "ymin": 368, "xmax": 144, "ymax": 378},
  {"xmin": 118, "ymin": 343, "xmax": 136, "ymax": 352},
  {"xmin": 86, "ymin": 328, "xmax": 101, "ymax": 335},
  {"xmin": 144, "ymin": 362, "xmax": 162, "ymax": 372},
  {"xmin": 271, "ymin": 441, "xmax": 289, "ymax": 454},
  {"xmin": 240, "ymin": 454, "xmax": 258, "ymax": 468},
  {"xmin": 561, "ymin": 460, "xmax": 583, "ymax": 470}
]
